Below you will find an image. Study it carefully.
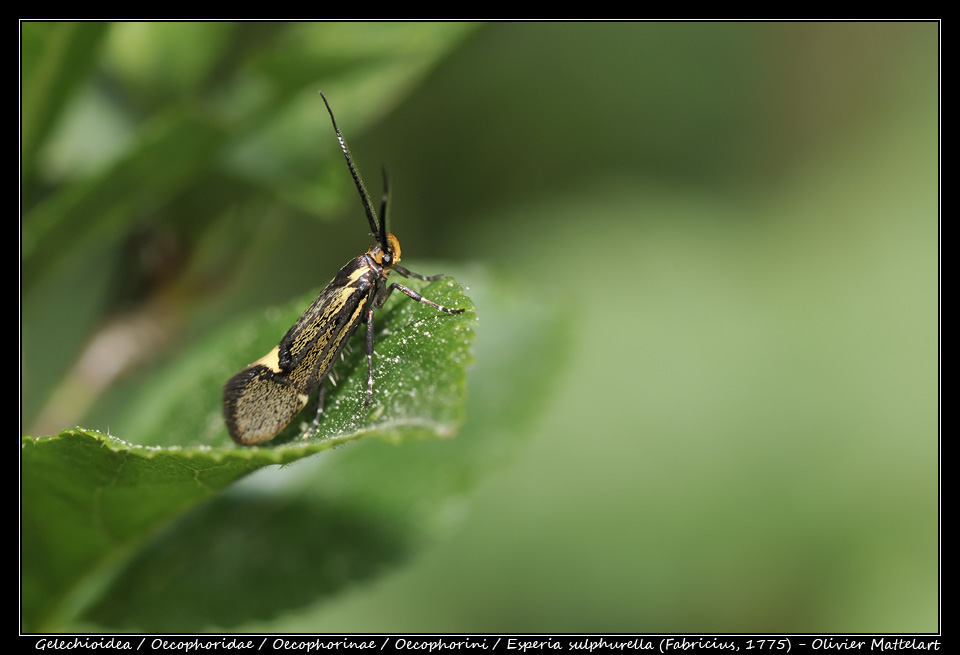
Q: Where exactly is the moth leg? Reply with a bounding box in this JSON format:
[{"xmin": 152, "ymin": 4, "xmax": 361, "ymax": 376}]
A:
[
  {"xmin": 365, "ymin": 307, "xmax": 375, "ymax": 406},
  {"xmin": 393, "ymin": 264, "xmax": 445, "ymax": 282},
  {"xmin": 303, "ymin": 379, "xmax": 327, "ymax": 440},
  {"xmin": 385, "ymin": 282, "xmax": 466, "ymax": 315}
]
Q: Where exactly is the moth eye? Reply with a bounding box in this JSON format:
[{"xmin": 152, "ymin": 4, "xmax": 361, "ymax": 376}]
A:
[{"xmin": 382, "ymin": 252, "xmax": 392, "ymax": 265}]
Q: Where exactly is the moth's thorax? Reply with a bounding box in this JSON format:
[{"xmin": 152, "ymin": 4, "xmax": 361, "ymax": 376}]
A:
[{"xmin": 368, "ymin": 233, "xmax": 402, "ymax": 270}]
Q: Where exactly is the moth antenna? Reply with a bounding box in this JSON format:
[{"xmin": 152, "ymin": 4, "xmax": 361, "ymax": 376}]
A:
[
  {"xmin": 319, "ymin": 91, "xmax": 379, "ymax": 239},
  {"xmin": 379, "ymin": 167, "xmax": 390, "ymax": 252}
]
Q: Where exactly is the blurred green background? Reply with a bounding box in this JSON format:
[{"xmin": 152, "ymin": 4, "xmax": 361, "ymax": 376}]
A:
[{"xmin": 21, "ymin": 22, "xmax": 937, "ymax": 632}]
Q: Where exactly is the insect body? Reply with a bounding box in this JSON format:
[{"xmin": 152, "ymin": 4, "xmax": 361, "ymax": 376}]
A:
[{"xmin": 223, "ymin": 92, "xmax": 465, "ymax": 446}]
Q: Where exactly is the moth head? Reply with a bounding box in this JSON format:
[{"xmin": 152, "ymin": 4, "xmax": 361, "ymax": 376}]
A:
[{"xmin": 370, "ymin": 233, "xmax": 401, "ymax": 269}]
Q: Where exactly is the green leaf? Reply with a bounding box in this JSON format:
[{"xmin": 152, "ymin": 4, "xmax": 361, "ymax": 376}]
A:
[
  {"xmin": 22, "ymin": 270, "xmax": 567, "ymax": 632},
  {"xmin": 21, "ymin": 274, "xmax": 480, "ymax": 632},
  {"xmin": 20, "ymin": 429, "xmax": 300, "ymax": 632},
  {"xmin": 77, "ymin": 270, "xmax": 565, "ymax": 632}
]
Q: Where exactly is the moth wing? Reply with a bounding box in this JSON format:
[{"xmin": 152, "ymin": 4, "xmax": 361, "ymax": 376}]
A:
[{"xmin": 222, "ymin": 363, "xmax": 309, "ymax": 445}]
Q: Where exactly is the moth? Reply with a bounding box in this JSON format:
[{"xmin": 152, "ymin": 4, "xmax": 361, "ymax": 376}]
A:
[{"xmin": 223, "ymin": 92, "xmax": 465, "ymax": 445}]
